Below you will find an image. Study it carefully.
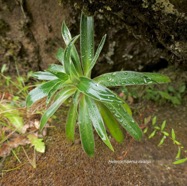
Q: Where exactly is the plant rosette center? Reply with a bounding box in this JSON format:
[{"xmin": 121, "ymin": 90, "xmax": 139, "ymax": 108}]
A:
[{"xmin": 26, "ymin": 12, "xmax": 170, "ymax": 156}]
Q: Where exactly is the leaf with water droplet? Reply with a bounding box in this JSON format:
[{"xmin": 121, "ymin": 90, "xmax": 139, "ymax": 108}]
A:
[
  {"xmin": 64, "ymin": 35, "xmax": 81, "ymax": 77},
  {"xmin": 94, "ymin": 71, "xmax": 170, "ymax": 87},
  {"xmin": 98, "ymin": 103, "xmax": 124, "ymax": 143},
  {"xmin": 32, "ymin": 71, "xmax": 58, "ymax": 81},
  {"xmin": 47, "ymin": 64, "xmax": 69, "ymax": 80},
  {"xmin": 77, "ymin": 77, "xmax": 122, "ymax": 104},
  {"xmin": 87, "ymin": 34, "xmax": 106, "ymax": 76},
  {"xmin": 47, "ymin": 64, "xmax": 65, "ymax": 73},
  {"xmin": 61, "ymin": 22, "xmax": 82, "ymax": 75},
  {"xmin": 80, "ymin": 13, "xmax": 94, "ymax": 77},
  {"xmin": 104, "ymin": 103, "xmax": 142, "ymax": 140},
  {"xmin": 46, "ymin": 80, "xmax": 65, "ymax": 104},
  {"xmin": 40, "ymin": 87, "xmax": 75, "ymax": 130},
  {"xmin": 78, "ymin": 95, "xmax": 95, "ymax": 156},
  {"xmin": 65, "ymin": 91, "xmax": 80, "ymax": 142},
  {"xmin": 85, "ymin": 96, "xmax": 114, "ymax": 151},
  {"xmin": 26, "ymin": 79, "xmax": 63, "ymax": 107}
]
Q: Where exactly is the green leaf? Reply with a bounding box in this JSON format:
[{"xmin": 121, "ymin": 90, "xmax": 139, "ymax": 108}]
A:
[
  {"xmin": 94, "ymin": 71, "xmax": 170, "ymax": 87},
  {"xmin": 0, "ymin": 104, "xmax": 23, "ymax": 133},
  {"xmin": 77, "ymin": 77, "xmax": 122, "ymax": 104},
  {"xmin": 33, "ymin": 71, "xmax": 58, "ymax": 80},
  {"xmin": 158, "ymin": 136, "xmax": 166, "ymax": 146},
  {"xmin": 122, "ymin": 102, "xmax": 132, "ymax": 116},
  {"xmin": 65, "ymin": 91, "xmax": 80, "ymax": 141},
  {"xmin": 47, "ymin": 64, "xmax": 65, "ymax": 73},
  {"xmin": 143, "ymin": 127, "xmax": 148, "ymax": 134},
  {"xmin": 152, "ymin": 116, "xmax": 157, "ymax": 126},
  {"xmin": 98, "ymin": 103, "xmax": 124, "ymax": 143},
  {"xmin": 78, "ymin": 95, "xmax": 95, "ymax": 156},
  {"xmin": 87, "ymin": 34, "xmax": 106, "ymax": 75},
  {"xmin": 40, "ymin": 87, "xmax": 75, "ymax": 130},
  {"xmin": 46, "ymin": 81, "xmax": 65, "ymax": 104},
  {"xmin": 55, "ymin": 47, "xmax": 64, "ymax": 65},
  {"xmin": 26, "ymin": 79, "xmax": 62, "ymax": 107},
  {"xmin": 175, "ymin": 147, "xmax": 181, "ymax": 159},
  {"xmin": 61, "ymin": 22, "xmax": 72, "ymax": 45},
  {"xmin": 27, "ymin": 134, "xmax": 45, "ymax": 153},
  {"xmin": 168, "ymin": 85, "xmax": 175, "ymax": 93},
  {"xmin": 47, "ymin": 66, "xmax": 69, "ymax": 80},
  {"xmin": 162, "ymin": 131, "xmax": 169, "ymax": 136},
  {"xmin": 171, "ymin": 96, "xmax": 181, "ymax": 105},
  {"xmin": 149, "ymin": 130, "xmax": 157, "ymax": 138},
  {"xmin": 154, "ymin": 126, "xmax": 160, "ymax": 130},
  {"xmin": 85, "ymin": 96, "xmax": 114, "ymax": 151},
  {"xmin": 158, "ymin": 91, "xmax": 172, "ymax": 100},
  {"xmin": 179, "ymin": 84, "xmax": 186, "ymax": 93},
  {"xmin": 80, "ymin": 13, "xmax": 94, "ymax": 76},
  {"xmin": 61, "ymin": 22, "xmax": 82, "ymax": 75},
  {"xmin": 105, "ymin": 103, "xmax": 142, "ymax": 140},
  {"xmin": 161, "ymin": 120, "xmax": 166, "ymax": 131},
  {"xmin": 1, "ymin": 64, "xmax": 8, "ymax": 73},
  {"xmin": 171, "ymin": 128, "xmax": 176, "ymax": 141},
  {"xmin": 64, "ymin": 35, "xmax": 80, "ymax": 77},
  {"xmin": 173, "ymin": 158, "xmax": 187, "ymax": 165},
  {"xmin": 174, "ymin": 140, "xmax": 181, "ymax": 145}
]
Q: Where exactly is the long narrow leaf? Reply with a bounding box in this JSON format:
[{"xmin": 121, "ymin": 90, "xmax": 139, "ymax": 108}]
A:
[
  {"xmin": 64, "ymin": 35, "xmax": 80, "ymax": 77},
  {"xmin": 78, "ymin": 95, "xmax": 95, "ymax": 156},
  {"xmin": 98, "ymin": 103, "xmax": 124, "ymax": 143},
  {"xmin": 33, "ymin": 71, "xmax": 57, "ymax": 81},
  {"xmin": 46, "ymin": 81, "xmax": 65, "ymax": 104},
  {"xmin": 80, "ymin": 13, "xmax": 94, "ymax": 76},
  {"xmin": 94, "ymin": 71, "xmax": 170, "ymax": 87},
  {"xmin": 47, "ymin": 69, "xmax": 69, "ymax": 80},
  {"xmin": 171, "ymin": 128, "xmax": 176, "ymax": 141},
  {"xmin": 40, "ymin": 87, "xmax": 75, "ymax": 130},
  {"xmin": 47, "ymin": 64, "xmax": 65, "ymax": 73},
  {"xmin": 173, "ymin": 158, "xmax": 187, "ymax": 165},
  {"xmin": 61, "ymin": 22, "xmax": 72, "ymax": 45},
  {"xmin": 65, "ymin": 91, "xmax": 80, "ymax": 141},
  {"xmin": 85, "ymin": 96, "xmax": 114, "ymax": 151},
  {"xmin": 61, "ymin": 22, "xmax": 82, "ymax": 74},
  {"xmin": 104, "ymin": 103, "xmax": 142, "ymax": 140},
  {"xmin": 87, "ymin": 34, "xmax": 106, "ymax": 76},
  {"xmin": 122, "ymin": 102, "xmax": 132, "ymax": 116},
  {"xmin": 26, "ymin": 79, "xmax": 62, "ymax": 107},
  {"xmin": 77, "ymin": 77, "xmax": 122, "ymax": 104},
  {"xmin": 175, "ymin": 147, "xmax": 181, "ymax": 159}
]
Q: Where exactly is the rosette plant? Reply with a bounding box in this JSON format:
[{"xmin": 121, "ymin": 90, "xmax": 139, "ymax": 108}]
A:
[{"xmin": 26, "ymin": 13, "xmax": 170, "ymax": 156}]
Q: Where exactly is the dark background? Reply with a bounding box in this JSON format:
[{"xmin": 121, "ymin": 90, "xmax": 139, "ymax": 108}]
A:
[{"xmin": 0, "ymin": 0, "xmax": 187, "ymax": 76}]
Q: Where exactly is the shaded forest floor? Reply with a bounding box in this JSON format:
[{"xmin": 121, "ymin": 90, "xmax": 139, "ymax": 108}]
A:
[{"xmin": 0, "ymin": 97, "xmax": 187, "ymax": 186}]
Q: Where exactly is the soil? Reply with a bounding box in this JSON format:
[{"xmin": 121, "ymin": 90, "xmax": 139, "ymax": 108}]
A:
[{"xmin": 0, "ymin": 98, "xmax": 187, "ymax": 186}]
